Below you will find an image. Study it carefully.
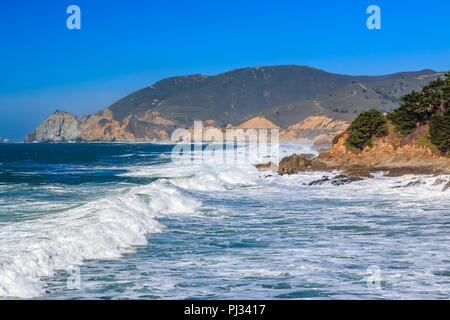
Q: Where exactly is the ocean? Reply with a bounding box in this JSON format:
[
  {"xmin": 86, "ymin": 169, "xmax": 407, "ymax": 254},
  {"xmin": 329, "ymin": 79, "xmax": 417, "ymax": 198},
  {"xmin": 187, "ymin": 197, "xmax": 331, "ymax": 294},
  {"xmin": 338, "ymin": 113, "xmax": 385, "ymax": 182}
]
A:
[{"xmin": 0, "ymin": 142, "xmax": 449, "ymax": 299}]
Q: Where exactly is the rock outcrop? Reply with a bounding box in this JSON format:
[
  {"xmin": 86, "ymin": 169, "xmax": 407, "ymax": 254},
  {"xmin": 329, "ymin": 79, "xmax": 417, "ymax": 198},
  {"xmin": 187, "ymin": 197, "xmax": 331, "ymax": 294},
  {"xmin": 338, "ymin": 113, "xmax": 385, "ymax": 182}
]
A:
[
  {"xmin": 278, "ymin": 153, "xmax": 319, "ymax": 175},
  {"xmin": 312, "ymin": 134, "xmax": 333, "ymax": 153},
  {"xmin": 308, "ymin": 115, "xmax": 353, "ymax": 152},
  {"xmin": 306, "ymin": 168, "xmax": 373, "ymax": 186},
  {"xmin": 234, "ymin": 117, "xmax": 280, "ymax": 130},
  {"xmin": 277, "ymin": 130, "xmax": 450, "ymax": 177},
  {"xmin": 316, "ymin": 129, "xmax": 450, "ymax": 174},
  {"xmin": 308, "ymin": 175, "xmax": 364, "ymax": 186},
  {"xmin": 25, "ymin": 111, "xmax": 83, "ymax": 142},
  {"xmin": 279, "ymin": 116, "xmax": 349, "ymax": 142}
]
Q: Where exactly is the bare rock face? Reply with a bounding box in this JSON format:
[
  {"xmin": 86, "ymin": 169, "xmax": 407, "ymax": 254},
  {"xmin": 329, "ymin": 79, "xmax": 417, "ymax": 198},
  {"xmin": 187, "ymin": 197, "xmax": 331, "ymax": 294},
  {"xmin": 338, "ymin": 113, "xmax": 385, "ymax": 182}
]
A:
[
  {"xmin": 279, "ymin": 116, "xmax": 349, "ymax": 142},
  {"xmin": 79, "ymin": 109, "xmax": 173, "ymax": 142},
  {"xmin": 317, "ymin": 133, "xmax": 450, "ymax": 174},
  {"xmin": 277, "ymin": 125, "xmax": 449, "ymax": 179},
  {"xmin": 312, "ymin": 135, "xmax": 333, "ymax": 153},
  {"xmin": 25, "ymin": 111, "xmax": 82, "ymax": 142}
]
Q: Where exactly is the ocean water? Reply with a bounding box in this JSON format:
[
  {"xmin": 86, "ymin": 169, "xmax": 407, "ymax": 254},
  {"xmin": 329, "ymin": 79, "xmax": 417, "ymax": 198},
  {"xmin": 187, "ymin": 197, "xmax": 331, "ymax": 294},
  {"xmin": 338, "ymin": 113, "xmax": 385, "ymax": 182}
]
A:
[{"xmin": 0, "ymin": 142, "xmax": 449, "ymax": 299}]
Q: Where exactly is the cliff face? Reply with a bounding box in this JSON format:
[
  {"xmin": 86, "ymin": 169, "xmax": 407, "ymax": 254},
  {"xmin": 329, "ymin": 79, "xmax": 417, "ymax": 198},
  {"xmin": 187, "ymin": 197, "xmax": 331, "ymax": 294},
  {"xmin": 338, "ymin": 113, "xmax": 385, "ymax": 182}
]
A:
[
  {"xmin": 25, "ymin": 66, "xmax": 443, "ymax": 142},
  {"xmin": 279, "ymin": 116, "xmax": 349, "ymax": 143},
  {"xmin": 226, "ymin": 115, "xmax": 348, "ymax": 143},
  {"xmin": 275, "ymin": 115, "xmax": 450, "ymax": 175},
  {"xmin": 25, "ymin": 112, "xmax": 83, "ymax": 142},
  {"xmin": 317, "ymin": 131, "xmax": 450, "ymax": 173},
  {"xmin": 274, "ymin": 127, "xmax": 450, "ymax": 178}
]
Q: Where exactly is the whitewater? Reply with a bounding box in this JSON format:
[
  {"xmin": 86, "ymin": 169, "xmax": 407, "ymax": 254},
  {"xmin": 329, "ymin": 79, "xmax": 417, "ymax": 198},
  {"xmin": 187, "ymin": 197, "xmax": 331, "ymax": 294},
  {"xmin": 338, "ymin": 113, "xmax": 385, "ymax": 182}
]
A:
[{"xmin": 0, "ymin": 142, "xmax": 449, "ymax": 299}]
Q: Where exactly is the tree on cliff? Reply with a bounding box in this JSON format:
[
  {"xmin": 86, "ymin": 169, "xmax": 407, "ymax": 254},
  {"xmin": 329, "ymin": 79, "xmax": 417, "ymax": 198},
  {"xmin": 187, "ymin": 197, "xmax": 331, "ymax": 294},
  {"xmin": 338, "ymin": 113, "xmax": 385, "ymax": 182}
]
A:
[
  {"xmin": 344, "ymin": 109, "xmax": 388, "ymax": 152},
  {"xmin": 388, "ymin": 72, "xmax": 449, "ymax": 135},
  {"xmin": 386, "ymin": 71, "xmax": 449, "ymax": 154},
  {"xmin": 430, "ymin": 108, "xmax": 450, "ymax": 155}
]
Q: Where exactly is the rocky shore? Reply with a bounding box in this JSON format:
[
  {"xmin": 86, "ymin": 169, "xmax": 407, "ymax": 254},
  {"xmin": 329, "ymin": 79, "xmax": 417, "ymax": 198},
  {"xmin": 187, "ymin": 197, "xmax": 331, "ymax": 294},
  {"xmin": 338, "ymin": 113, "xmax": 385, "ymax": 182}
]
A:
[
  {"xmin": 257, "ymin": 149, "xmax": 449, "ymax": 191},
  {"xmin": 265, "ymin": 128, "xmax": 450, "ymax": 189},
  {"xmin": 260, "ymin": 71, "xmax": 450, "ymax": 189}
]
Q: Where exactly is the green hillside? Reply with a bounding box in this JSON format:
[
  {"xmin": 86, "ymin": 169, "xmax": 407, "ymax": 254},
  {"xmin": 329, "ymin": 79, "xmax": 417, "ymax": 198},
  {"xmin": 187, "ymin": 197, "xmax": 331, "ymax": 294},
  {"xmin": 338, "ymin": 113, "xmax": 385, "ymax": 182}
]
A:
[
  {"xmin": 26, "ymin": 66, "xmax": 445, "ymax": 142},
  {"xmin": 105, "ymin": 66, "xmax": 442, "ymax": 128}
]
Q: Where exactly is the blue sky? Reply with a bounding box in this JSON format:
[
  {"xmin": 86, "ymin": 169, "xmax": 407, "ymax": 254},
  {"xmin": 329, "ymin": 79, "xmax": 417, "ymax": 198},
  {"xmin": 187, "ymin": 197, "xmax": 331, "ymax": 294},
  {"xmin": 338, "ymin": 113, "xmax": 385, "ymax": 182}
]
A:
[{"xmin": 0, "ymin": 0, "xmax": 449, "ymax": 140}]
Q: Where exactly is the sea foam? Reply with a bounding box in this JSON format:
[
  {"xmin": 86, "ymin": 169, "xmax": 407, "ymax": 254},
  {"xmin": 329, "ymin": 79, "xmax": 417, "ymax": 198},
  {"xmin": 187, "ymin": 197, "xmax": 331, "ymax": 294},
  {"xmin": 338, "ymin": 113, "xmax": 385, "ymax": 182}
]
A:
[{"xmin": 0, "ymin": 179, "xmax": 200, "ymax": 298}]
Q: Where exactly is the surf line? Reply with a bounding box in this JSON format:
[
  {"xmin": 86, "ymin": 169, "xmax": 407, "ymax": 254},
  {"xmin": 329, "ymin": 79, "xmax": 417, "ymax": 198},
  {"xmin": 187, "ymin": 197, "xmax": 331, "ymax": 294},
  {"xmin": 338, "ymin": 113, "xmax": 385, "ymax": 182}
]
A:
[{"xmin": 184, "ymin": 304, "xmax": 219, "ymax": 318}]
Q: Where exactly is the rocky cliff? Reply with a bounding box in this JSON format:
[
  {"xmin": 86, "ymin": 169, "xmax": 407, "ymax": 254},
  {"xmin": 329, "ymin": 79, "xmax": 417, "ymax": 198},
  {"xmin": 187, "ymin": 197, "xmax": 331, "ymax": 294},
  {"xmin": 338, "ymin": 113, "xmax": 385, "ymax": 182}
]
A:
[
  {"xmin": 274, "ymin": 72, "xmax": 450, "ymax": 177},
  {"xmin": 228, "ymin": 115, "xmax": 349, "ymax": 143},
  {"xmin": 25, "ymin": 111, "xmax": 83, "ymax": 142},
  {"xmin": 26, "ymin": 66, "xmax": 443, "ymax": 142},
  {"xmin": 316, "ymin": 131, "xmax": 450, "ymax": 174}
]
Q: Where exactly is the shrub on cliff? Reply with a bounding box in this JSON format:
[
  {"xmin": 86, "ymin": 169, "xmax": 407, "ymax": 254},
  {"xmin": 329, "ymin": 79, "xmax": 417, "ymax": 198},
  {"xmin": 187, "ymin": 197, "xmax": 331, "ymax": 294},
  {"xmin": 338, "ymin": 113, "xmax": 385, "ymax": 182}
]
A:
[
  {"xmin": 430, "ymin": 108, "xmax": 450, "ymax": 155},
  {"xmin": 344, "ymin": 109, "xmax": 388, "ymax": 152}
]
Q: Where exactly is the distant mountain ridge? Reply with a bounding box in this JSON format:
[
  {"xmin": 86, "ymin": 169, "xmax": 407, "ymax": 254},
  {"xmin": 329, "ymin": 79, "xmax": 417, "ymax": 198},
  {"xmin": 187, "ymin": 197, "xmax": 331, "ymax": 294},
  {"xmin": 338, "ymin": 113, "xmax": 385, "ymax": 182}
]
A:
[{"xmin": 25, "ymin": 65, "xmax": 444, "ymax": 142}]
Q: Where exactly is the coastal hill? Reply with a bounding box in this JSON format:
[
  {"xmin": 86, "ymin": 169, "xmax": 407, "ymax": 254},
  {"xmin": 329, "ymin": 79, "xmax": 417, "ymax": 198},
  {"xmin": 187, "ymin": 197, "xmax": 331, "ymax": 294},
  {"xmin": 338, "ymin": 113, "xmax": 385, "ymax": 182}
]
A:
[
  {"xmin": 277, "ymin": 72, "xmax": 450, "ymax": 178},
  {"xmin": 25, "ymin": 65, "xmax": 444, "ymax": 142}
]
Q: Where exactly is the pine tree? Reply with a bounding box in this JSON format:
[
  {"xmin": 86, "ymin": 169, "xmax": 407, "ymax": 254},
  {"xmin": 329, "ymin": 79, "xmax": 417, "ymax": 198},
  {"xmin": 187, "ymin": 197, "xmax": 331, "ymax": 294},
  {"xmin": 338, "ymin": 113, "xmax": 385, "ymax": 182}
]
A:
[
  {"xmin": 430, "ymin": 109, "xmax": 450, "ymax": 155},
  {"xmin": 345, "ymin": 109, "xmax": 388, "ymax": 152},
  {"xmin": 389, "ymin": 72, "xmax": 449, "ymax": 135}
]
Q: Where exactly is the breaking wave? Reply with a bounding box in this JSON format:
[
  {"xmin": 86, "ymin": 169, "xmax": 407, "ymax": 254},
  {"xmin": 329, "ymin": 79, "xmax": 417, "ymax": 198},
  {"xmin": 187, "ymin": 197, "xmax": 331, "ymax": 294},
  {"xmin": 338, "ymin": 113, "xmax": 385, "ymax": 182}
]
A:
[{"xmin": 0, "ymin": 178, "xmax": 200, "ymax": 298}]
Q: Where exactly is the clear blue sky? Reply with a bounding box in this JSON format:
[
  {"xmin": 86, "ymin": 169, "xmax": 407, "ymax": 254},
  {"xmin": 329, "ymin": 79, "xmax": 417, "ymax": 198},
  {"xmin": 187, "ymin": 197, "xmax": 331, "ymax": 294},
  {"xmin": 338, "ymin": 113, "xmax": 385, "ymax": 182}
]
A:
[{"xmin": 1, "ymin": 0, "xmax": 449, "ymax": 140}]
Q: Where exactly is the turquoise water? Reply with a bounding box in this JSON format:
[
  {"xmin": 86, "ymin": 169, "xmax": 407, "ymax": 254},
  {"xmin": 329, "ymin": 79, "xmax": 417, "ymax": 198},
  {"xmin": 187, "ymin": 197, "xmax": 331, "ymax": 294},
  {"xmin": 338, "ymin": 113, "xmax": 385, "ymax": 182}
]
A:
[{"xmin": 0, "ymin": 143, "xmax": 449, "ymax": 299}]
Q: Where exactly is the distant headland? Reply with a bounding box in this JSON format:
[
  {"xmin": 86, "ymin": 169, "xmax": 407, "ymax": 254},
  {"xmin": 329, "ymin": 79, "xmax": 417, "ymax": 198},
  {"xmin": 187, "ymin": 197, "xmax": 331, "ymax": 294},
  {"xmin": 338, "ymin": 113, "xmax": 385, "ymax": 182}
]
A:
[{"xmin": 25, "ymin": 65, "xmax": 444, "ymax": 144}]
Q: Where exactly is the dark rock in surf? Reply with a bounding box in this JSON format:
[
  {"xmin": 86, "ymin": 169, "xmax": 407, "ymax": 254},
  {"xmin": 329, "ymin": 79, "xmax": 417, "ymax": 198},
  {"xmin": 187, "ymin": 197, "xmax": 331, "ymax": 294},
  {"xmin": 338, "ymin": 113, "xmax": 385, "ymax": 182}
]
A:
[
  {"xmin": 443, "ymin": 181, "xmax": 450, "ymax": 191},
  {"xmin": 433, "ymin": 178, "xmax": 446, "ymax": 185},
  {"xmin": 391, "ymin": 180, "xmax": 426, "ymax": 188},
  {"xmin": 278, "ymin": 154, "xmax": 312, "ymax": 175},
  {"xmin": 308, "ymin": 174, "xmax": 364, "ymax": 186}
]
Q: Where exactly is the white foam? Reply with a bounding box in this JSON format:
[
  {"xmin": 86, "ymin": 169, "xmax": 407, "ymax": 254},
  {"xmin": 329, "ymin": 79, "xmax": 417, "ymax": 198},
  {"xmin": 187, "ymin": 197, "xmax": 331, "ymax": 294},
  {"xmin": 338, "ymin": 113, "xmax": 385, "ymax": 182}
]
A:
[
  {"xmin": 4, "ymin": 141, "xmax": 447, "ymax": 298},
  {"xmin": 168, "ymin": 164, "xmax": 257, "ymax": 192},
  {"xmin": 0, "ymin": 181, "xmax": 200, "ymax": 298}
]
